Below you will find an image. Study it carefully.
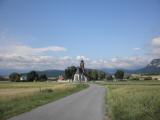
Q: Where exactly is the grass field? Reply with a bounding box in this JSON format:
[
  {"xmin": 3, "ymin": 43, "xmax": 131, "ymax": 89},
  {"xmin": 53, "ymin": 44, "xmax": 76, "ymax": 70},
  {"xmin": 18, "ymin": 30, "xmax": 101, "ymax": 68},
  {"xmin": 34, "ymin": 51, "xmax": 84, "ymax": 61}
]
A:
[
  {"xmin": 99, "ymin": 80, "xmax": 160, "ymax": 120},
  {"xmin": 0, "ymin": 82, "xmax": 88, "ymax": 120}
]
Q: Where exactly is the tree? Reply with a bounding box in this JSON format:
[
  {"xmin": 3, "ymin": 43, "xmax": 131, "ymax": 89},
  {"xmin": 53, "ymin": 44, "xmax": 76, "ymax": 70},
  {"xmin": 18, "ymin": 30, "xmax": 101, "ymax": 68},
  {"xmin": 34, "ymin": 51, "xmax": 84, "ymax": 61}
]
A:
[
  {"xmin": 39, "ymin": 74, "xmax": 48, "ymax": 81},
  {"xmin": 98, "ymin": 71, "xmax": 106, "ymax": 80},
  {"xmin": 86, "ymin": 70, "xmax": 92, "ymax": 81},
  {"xmin": 91, "ymin": 70, "xmax": 98, "ymax": 80},
  {"xmin": 106, "ymin": 74, "xmax": 113, "ymax": 81},
  {"xmin": 115, "ymin": 70, "xmax": 124, "ymax": 80},
  {"xmin": 9, "ymin": 73, "xmax": 20, "ymax": 82},
  {"xmin": 65, "ymin": 66, "xmax": 77, "ymax": 80},
  {"xmin": 27, "ymin": 71, "xmax": 39, "ymax": 81}
]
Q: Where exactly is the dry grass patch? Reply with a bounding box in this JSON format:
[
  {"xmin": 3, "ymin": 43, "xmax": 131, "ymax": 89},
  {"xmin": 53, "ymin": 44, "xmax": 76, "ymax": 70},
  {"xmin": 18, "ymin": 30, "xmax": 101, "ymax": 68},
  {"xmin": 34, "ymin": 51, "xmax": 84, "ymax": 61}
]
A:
[{"xmin": 0, "ymin": 82, "xmax": 88, "ymax": 120}]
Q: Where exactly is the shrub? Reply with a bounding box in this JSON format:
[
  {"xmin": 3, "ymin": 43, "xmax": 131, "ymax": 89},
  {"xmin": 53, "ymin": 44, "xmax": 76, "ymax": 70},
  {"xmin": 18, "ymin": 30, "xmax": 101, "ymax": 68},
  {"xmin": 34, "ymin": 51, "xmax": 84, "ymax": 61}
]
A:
[
  {"xmin": 144, "ymin": 77, "xmax": 152, "ymax": 80},
  {"xmin": 131, "ymin": 77, "xmax": 140, "ymax": 81}
]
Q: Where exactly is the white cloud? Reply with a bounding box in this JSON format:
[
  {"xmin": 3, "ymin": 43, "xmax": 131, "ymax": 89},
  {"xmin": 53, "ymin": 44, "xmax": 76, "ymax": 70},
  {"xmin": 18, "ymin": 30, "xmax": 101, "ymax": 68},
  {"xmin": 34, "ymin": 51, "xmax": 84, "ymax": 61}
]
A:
[
  {"xmin": 86, "ymin": 56, "xmax": 150, "ymax": 69},
  {"xmin": 0, "ymin": 54, "xmax": 150, "ymax": 70},
  {"xmin": 133, "ymin": 47, "xmax": 141, "ymax": 51},
  {"xmin": 148, "ymin": 37, "xmax": 160, "ymax": 57},
  {"xmin": 151, "ymin": 37, "xmax": 160, "ymax": 46},
  {"xmin": 0, "ymin": 40, "xmax": 151, "ymax": 70},
  {"xmin": 0, "ymin": 31, "xmax": 159, "ymax": 70},
  {"xmin": 0, "ymin": 44, "xmax": 66, "ymax": 57},
  {"xmin": 76, "ymin": 56, "xmax": 90, "ymax": 61}
]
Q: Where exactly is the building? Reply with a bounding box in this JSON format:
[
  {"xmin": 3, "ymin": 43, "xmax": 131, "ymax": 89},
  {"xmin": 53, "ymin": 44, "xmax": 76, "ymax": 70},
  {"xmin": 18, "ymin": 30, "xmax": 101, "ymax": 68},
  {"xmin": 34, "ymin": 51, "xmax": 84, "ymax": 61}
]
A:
[
  {"xmin": 73, "ymin": 60, "xmax": 87, "ymax": 82},
  {"xmin": 20, "ymin": 75, "xmax": 27, "ymax": 81}
]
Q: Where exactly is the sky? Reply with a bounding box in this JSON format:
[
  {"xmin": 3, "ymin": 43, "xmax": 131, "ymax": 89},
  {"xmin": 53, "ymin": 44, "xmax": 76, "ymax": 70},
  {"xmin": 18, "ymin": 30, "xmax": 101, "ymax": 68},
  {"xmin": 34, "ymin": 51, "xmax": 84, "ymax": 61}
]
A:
[{"xmin": 0, "ymin": 0, "xmax": 160, "ymax": 70}]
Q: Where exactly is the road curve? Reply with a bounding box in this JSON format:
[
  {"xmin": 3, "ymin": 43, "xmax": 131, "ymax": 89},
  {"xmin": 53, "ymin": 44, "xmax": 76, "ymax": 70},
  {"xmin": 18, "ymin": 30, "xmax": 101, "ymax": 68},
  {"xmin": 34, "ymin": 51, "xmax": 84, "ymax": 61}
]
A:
[{"xmin": 8, "ymin": 84, "xmax": 105, "ymax": 120}]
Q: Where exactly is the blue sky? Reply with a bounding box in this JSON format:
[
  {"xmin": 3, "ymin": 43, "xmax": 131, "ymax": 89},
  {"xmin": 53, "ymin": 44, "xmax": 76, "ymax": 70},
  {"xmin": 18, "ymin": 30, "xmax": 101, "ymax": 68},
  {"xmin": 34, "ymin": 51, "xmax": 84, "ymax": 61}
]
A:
[{"xmin": 0, "ymin": 0, "xmax": 160, "ymax": 70}]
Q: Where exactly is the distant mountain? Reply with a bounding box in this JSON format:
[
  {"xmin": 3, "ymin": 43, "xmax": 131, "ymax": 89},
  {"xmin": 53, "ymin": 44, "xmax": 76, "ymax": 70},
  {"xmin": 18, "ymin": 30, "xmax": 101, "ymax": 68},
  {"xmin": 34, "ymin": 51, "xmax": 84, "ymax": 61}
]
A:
[
  {"xmin": 101, "ymin": 68, "xmax": 117, "ymax": 74},
  {"xmin": 134, "ymin": 59, "xmax": 160, "ymax": 74},
  {"xmin": 101, "ymin": 59, "xmax": 160, "ymax": 74},
  {"xmin": 0, "ymin": 69, "xmax": 29, "ymax": 76},
  {"xmin": 37, "ymin": 70, "xmax": 64, "ymax": 77}
]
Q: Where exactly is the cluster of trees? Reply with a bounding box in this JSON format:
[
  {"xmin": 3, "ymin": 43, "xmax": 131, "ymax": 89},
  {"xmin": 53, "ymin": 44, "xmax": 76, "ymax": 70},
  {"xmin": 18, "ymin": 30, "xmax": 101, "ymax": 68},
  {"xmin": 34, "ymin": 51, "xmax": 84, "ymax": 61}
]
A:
[
  {"xmin": 64, "ymin": 66, "xmax": 126, "ymax": 81},
  {"xmin": 0, "ymin": 76, "xmax": 8, "ymax": 81},
  {"xmin": 64, "ymin": 66, "xmax": 106, "ymax": 80},
  {"xmin": 87, "ymin": 70, "xmax": 106, "ymax": 80},
  {"xmin": 9, "ymin": 71, "xmax": 48, "ymax": 82},
  {"xmin": 106, "ymin": 70, "xmax": 125, "ymax": 81}
]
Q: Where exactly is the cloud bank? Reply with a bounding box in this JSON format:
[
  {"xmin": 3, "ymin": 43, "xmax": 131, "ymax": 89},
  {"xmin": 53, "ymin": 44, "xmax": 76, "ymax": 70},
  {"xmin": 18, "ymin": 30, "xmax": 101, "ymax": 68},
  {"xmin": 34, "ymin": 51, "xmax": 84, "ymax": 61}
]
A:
[{"xmin": 0, "ymin": 32, "xmax": 159, "ymax": 70}]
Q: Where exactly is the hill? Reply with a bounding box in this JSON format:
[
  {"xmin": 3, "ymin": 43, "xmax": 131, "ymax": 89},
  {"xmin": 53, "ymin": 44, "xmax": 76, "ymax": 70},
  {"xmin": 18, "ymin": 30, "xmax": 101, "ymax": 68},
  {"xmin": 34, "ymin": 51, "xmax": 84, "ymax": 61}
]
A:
[{"xmin": 37, "ymin": 70, "xmax": 64, "ymax": 77}]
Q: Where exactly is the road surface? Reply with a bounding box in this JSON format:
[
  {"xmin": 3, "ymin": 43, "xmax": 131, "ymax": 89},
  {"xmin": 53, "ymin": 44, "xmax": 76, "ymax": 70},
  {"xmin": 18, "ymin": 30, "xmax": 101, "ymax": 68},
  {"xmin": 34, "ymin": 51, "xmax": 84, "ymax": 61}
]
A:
[{"xmin": 8, "ymin": 84, "xmax": 105, "ymax": 120}]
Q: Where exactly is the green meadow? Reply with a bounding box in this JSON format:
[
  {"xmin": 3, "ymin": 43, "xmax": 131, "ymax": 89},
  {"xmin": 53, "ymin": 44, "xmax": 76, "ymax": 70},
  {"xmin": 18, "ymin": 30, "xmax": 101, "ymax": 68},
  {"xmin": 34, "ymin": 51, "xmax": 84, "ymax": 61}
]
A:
[{"xmin": 100, "ymin": 81, "xmax": 160, "ymax": 120}]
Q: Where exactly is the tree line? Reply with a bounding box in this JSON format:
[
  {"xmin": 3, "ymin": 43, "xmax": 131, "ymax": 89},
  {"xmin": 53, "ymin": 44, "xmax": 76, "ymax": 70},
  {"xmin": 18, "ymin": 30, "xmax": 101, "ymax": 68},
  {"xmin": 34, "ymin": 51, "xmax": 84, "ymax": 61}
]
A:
[
  {"xmin": 64, "ymin": 66, "xmax": 125, "ymax": 81},
  {"xmin": 9, "ymin": 71, "xmax": 48, "ymax": 82}
]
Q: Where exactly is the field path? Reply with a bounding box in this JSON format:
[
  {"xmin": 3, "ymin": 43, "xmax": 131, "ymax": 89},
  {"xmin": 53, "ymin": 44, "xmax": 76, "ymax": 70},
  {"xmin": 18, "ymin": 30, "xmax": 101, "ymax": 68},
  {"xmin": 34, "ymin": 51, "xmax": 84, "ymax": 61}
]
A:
[{"xmin": 8, "ymin": 84, "xmax": 105, "ymax": 120}]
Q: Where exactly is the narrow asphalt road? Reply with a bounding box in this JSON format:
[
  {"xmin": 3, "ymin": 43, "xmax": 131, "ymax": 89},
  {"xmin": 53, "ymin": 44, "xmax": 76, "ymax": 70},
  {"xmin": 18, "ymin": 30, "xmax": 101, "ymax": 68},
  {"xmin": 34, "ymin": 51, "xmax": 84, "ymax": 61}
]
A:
[{"xmin": 8, "ymin": 84, "xmax": 105, "ymax": 120}]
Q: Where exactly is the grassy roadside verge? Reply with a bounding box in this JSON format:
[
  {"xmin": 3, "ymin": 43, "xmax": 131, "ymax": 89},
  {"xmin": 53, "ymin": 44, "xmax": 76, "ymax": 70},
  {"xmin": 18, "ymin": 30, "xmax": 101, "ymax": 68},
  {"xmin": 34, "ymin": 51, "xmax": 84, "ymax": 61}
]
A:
[
  {"xmin": 98, "ymin": 81, "xmax": 160, "ymax": 120},
  {"xmin": 0, "ymin": 83, "xmax": 89, "ymax": 120}
]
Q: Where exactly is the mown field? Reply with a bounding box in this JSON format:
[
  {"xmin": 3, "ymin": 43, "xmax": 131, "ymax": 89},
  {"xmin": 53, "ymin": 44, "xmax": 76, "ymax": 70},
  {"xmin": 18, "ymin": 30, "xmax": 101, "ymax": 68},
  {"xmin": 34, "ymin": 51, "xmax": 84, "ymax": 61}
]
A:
[
  {"xmin": 99, "ymin": 81, "xmax": 160, "ymax": 120},
  {"xmin": 0, "ymin": 82, "xmax": 88, "ymax": 120}
]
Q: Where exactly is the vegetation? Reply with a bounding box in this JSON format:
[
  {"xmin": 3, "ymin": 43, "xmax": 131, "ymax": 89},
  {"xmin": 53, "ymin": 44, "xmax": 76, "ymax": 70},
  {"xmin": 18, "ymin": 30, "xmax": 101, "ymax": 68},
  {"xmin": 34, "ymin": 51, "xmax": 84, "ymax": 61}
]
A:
[
  {"xmin": 9, "ymin": 71, "xmax": 48, "ymax": 82},
  {"xmin": 64, "ymin": 66, "xmax": 106, "ymax": 81},
  {"xmin": 65, "ymin": 66, "xmax": 77, "ymax": 80},
  {"xmin": 114, "ymin": 70, "xmax": 124, "ymax": 80},
  {"xmin": 0, "ymin": 82, "xmax": 88, "ymax": 120},
  {"xmin": 90, "ymin": 70, "xmax": 98, "ymax": 80},
  {"xmin": 100, "ymin": 81, "xmax": 160, "ymax": 120},
  {"xmin": 0, "ymin": 76, "xmax": 7, "ymax": 81},
  {"xmin": 27, "ymin": 71, "xmax": 39, "ymax": 81},
  {"xmin": 39, "ymin": 74, "xmax": 48, "ymax": 81},
  {"xmin": 9, "ymin": 73, "xmax": 20, "ymax": 82},
  {"xmin": 106, "ymin": 74, "xmax": 113, "ymax": 81}
]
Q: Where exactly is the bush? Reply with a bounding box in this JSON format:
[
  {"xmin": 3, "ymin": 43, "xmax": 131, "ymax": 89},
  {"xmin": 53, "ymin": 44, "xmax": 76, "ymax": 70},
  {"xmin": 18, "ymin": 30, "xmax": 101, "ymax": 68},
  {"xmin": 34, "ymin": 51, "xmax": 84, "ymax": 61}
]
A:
[
  {"xmin": 131, "ymin": 77, "xmax": 140, "ymax": 81},
  {"xmin": 144, "ymin": 77, "xmax": 152, "ymax": 80}
]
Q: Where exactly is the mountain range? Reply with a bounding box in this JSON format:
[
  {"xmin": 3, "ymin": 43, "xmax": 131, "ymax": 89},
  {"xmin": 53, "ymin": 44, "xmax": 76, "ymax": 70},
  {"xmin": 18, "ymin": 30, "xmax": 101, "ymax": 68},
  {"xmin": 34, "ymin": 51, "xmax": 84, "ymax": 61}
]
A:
[
  {"xmin": 133, "ymin": 59, "xmax": 160, "ymax": 74},
  {"xmin": 101, "ymin": 59, "xmax": 160, "ymax": 74}
]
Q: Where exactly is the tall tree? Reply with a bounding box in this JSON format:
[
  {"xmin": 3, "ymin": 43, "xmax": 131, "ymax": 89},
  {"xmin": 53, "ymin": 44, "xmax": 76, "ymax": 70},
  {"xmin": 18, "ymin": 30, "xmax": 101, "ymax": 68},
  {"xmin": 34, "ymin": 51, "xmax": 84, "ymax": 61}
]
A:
[
  {"xmin": 98, "ymin": 71, "xmax": 106, "ymax": 80},
  {"xmin": 27, "ymin": 71, "xmax": 39, "ymax": 81},
  {"xmin": 65, "ymin": 66, "xmax": 77, "ymax": 79},
  {"xmin": 115, "ymin": 70, "xmax": 124, "ymax": 80},
  {"xmin": 91, "ymin": 70, "xmax": 98, "ymax": 80},
  {"xmin": 39, "ymin": 74, "xmax": 48, "ymax": 81}
]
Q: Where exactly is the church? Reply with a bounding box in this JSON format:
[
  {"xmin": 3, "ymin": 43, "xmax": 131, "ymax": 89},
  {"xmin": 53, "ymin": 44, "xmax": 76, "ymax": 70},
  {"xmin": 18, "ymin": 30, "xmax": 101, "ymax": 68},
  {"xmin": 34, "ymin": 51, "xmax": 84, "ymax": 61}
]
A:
[{"xmin": 73, "ymin": 60, "xmax": 87, "ymax": 82}]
